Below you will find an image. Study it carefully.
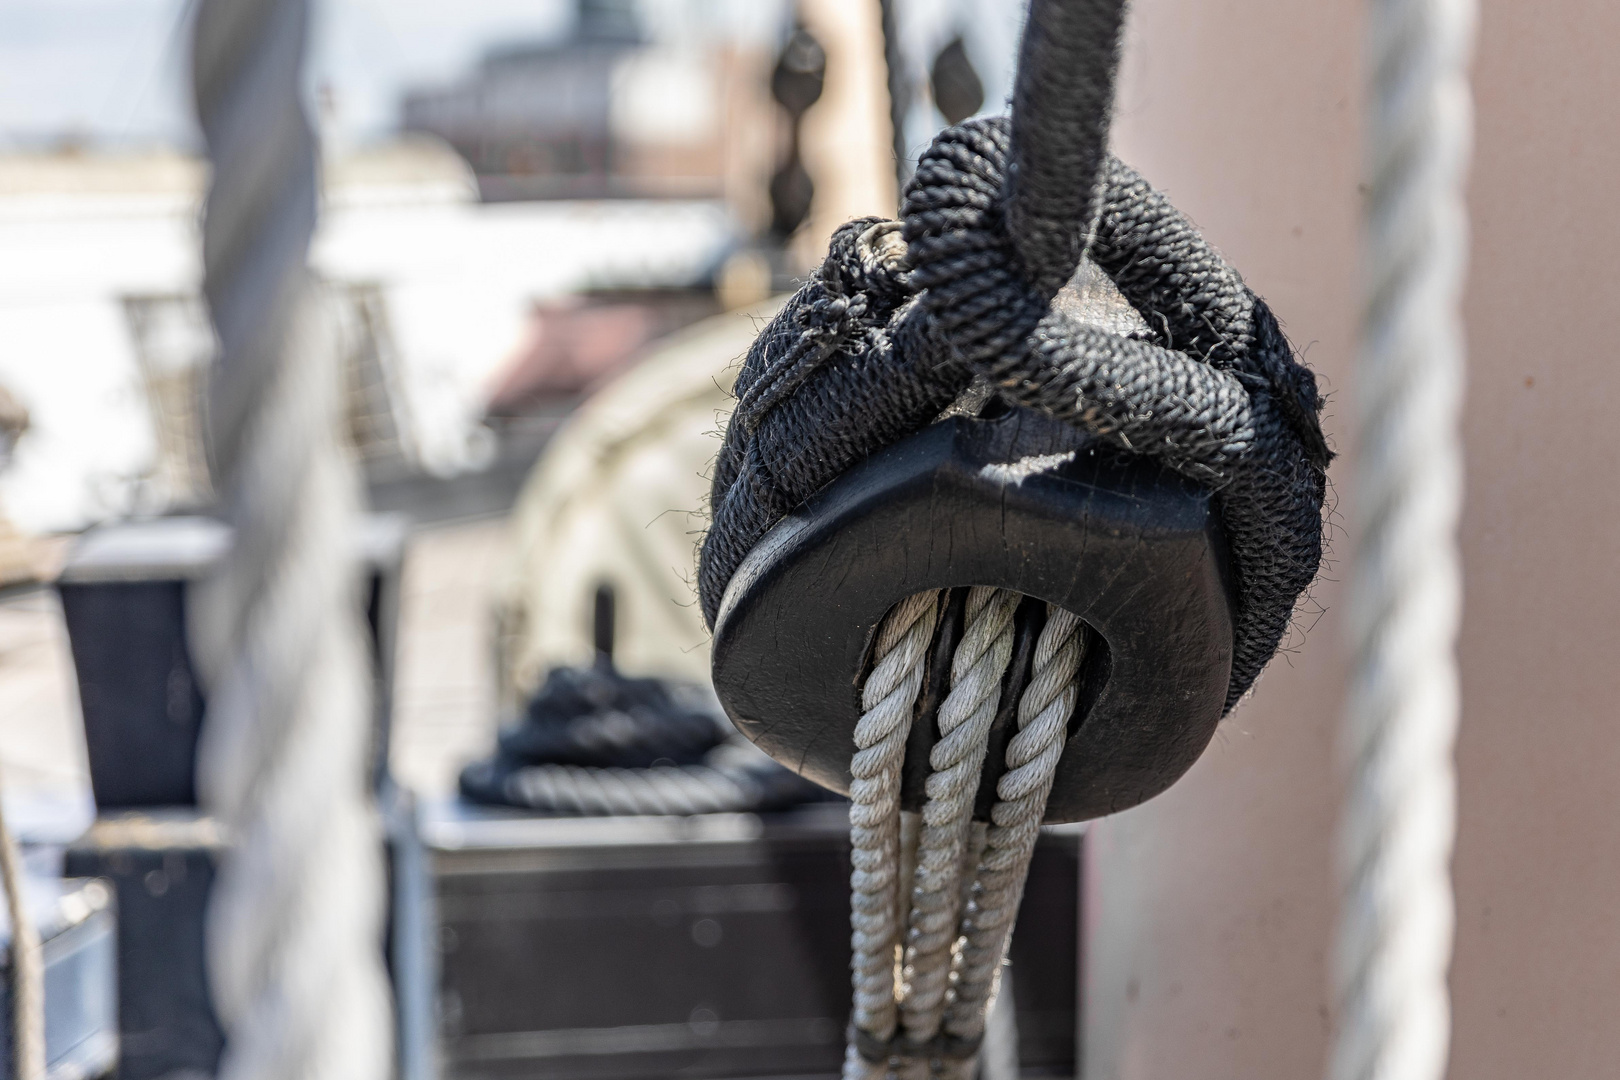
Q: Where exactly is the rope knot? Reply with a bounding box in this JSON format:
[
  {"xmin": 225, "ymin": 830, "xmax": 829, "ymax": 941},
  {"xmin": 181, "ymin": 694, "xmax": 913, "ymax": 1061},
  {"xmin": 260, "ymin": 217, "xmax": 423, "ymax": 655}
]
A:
[
  {"xmin": 824, "ymin": 217, "xmax": 912, "ymax": 300},
  {"xmin": 732, "ymin": 217, "xmax": 916, "ymax": 444}
]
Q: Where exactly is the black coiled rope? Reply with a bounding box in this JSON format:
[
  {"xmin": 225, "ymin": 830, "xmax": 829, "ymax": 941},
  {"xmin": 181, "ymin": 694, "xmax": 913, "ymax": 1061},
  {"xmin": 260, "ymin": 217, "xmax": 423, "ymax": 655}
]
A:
[
  {"xmin": 461, "ymin": 587, "xmax": 829, "ymax": 817},
  {"xmin": 701, "ymin": 0, "xmax": 1330, "ymax": 712}
]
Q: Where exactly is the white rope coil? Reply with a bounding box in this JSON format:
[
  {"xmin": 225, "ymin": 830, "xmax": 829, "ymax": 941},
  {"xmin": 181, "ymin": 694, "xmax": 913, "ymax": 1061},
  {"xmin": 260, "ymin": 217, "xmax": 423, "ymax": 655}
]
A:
[
  {"xmin": 845, "ymin": 591, "xmax": 1082, "ymax": 1080},
  {"xmin": 1330, "ymin": 0, "xmax": 1474, "ymax": 1078},
  {"xmin": 503, "ymin": 762, "xmax": 751, "ymax": 816},
  {"xmin": 189, "ymin": 1, "xmax": 394, "ymax": 1078}
]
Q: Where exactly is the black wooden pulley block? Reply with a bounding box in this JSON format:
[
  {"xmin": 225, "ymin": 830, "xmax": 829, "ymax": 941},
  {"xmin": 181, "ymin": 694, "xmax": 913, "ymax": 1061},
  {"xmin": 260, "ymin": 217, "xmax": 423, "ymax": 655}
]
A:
[{"xmin": 710, "ymin": 406, "xmax": 1236, "ymax": 825}]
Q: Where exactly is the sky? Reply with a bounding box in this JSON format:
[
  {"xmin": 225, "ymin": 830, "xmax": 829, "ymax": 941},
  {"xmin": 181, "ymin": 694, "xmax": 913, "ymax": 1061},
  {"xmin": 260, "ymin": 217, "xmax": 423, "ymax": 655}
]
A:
[
  {"xmin": 0, "ymin": 0, "xmax": 1013, "ymax": 151},
  {"xmin": 0, "ymin": 0, "xmax": 589, "ymax": 148}
]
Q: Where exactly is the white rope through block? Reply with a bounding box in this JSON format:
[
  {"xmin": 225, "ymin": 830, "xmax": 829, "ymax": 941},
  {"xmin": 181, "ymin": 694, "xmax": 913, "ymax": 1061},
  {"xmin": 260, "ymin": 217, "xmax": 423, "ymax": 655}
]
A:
[
  {"xmin": 901, "ymin": 586, "xmax": 1020, "ymax": 1051},
  {"xmin": 0, "ymin": 776, "xmax": 43, "ymax": 1080},
  {"xmin": 844, "ymin": 591, "xmax": 1084, "ymax": 1080},
  {"xmin": 1330, "ymin": 0, "xmax": 1474, "ymax": 1078},
  {"xmin": 848, "ymin": 590, "xmax": 941, "ymax": 1058},
  {"xmin": 943, "ymin": 608, "xmax": 1082, "ymax": 1052},
  {"xmin": 189, "ymin": 1, "xmax": 394, "ymax": 1077}
]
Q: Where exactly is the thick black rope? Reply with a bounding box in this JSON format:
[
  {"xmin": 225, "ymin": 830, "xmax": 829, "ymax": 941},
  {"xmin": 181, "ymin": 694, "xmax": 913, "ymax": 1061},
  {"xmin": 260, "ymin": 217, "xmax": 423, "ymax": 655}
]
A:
[
  {"xmin": 701, "ymin": 1, "xmax": 1329, "ymax": 712},
  {"xmin": 1005, "ymin": 0, "xmax": 1127, "ymax": 297}
]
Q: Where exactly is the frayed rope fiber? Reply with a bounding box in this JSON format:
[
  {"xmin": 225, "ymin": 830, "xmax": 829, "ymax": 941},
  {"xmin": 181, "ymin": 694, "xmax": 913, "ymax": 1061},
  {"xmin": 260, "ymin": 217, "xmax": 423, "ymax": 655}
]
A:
[{"xmin": 700, "ymin": 116, "xmax": 1331, "ymax": 711}]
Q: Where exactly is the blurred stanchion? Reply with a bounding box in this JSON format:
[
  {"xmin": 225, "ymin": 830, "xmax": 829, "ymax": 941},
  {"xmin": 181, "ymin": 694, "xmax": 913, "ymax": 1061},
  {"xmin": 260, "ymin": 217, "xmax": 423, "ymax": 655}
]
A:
[
  {"xmin": 930, "ymin": 37, "xmax": 985, "ymax": 126},
  {"xmin": 187, "ymin": 1, "xmax": 394, "ymax": 1078},
  {"xmin": 769, "ymin": 23, "xmax": 825, "ymax": 245},
  {"xmin": 790, "ymin": 0, "xmax": 900, "ymax": 271},
  {"xmin": 0, "ymin": 775, "xmax": 44, "ymax": 1080}
]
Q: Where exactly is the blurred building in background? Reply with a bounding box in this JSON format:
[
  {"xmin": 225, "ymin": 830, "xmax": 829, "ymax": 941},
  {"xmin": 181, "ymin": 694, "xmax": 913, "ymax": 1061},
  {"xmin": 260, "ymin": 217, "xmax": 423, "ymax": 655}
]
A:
[
  {"xmin": 402, "ymin": 0, "xmax": 748, "ymax": 203},
  {"xmin": 0, "ymin": 75, "xmax": 745, "ymax": 540},
  {"xmin": 0, "ymin": 0, "xmax": 1028, "ymax": 546}
]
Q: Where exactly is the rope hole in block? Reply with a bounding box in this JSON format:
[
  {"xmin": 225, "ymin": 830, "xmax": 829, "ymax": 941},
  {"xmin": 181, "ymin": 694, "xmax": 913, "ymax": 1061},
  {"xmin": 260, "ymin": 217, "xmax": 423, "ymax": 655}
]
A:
[{"xmin": 862, "ymin": 588, "xmax": 1113, "ymax": 824}]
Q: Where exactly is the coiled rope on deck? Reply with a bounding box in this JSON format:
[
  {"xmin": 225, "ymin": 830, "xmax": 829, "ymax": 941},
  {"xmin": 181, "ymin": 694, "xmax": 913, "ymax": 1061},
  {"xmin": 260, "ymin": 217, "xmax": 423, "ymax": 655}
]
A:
[
  {"xmin": 1330, "ymin": 0, "xmax": 1474, "ymax": 1078},
  {"xmin": 476, "ymin": 741, "xmax": 816, "ymax": 817},
  {"xmin": 188, "ymin": 1, "xmax": 394, "ymax": 1077},
  {"xmin": 458, "ymin": 653, "xmax": 828, "ymax": 817}
]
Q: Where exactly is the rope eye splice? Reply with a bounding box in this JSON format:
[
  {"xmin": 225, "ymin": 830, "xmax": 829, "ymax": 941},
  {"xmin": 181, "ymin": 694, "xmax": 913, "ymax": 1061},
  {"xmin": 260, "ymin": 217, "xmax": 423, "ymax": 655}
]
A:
[{"xmin": 700, "ymin": 0, "xmax": 1331, "ymax": 1076}]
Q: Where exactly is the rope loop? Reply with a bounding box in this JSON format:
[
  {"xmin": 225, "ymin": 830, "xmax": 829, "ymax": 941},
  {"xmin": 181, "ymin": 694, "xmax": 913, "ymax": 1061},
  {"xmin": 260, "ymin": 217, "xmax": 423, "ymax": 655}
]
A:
[
  {"xmin": 703, "ymin": 115, "xmax": 1332, "ymax": 710},
  {"xmin": 903, "ymin": 119, "xmax": 1046, "ymax": 368}
]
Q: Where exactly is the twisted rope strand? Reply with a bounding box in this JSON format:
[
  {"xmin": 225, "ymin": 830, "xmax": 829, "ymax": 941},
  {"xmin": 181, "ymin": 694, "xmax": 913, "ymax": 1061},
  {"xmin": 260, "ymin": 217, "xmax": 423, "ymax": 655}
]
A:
[
  {"xmin": 943, "ymin": 608, "xmax": 1083, "ymax": 1055},
  {"xmin": 1005, "ymin": 0, "xmax": 1127, "ymax": 296},
  {"xmin": 1331, "ymin": 0, "xmax": 1474, "ymax": 1078},
  {"xmin": 900, "ymin": 587, "xmax": 1019, "ymax": 1047},
  {"xmin": 189, "ymin": 2, "xmax": 394, "ymax": 1078},
  {"xmin": 844, "ymin": 593, "xmax": 942, "ymax": 1080}
]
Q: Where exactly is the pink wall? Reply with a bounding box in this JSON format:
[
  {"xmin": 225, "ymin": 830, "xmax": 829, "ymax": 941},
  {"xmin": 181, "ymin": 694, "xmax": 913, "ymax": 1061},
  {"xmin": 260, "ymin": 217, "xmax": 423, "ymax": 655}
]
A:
[{"xmin": 1084, "ymin": 0, "xmax": 1620, "ymax": 1076}]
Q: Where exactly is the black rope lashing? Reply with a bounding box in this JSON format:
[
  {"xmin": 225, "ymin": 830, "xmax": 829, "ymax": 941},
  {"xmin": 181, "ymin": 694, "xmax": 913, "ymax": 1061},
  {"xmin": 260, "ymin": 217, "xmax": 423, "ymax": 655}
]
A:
[{"xmin": 701, "ymin": 0, "xmax": 1329, "ymax": 714}]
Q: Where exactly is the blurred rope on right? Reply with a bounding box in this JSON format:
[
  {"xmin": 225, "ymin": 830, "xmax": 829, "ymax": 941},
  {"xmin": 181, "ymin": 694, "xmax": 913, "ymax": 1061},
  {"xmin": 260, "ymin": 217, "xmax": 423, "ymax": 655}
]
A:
[{"xmin": 1330, "ymin": 0, "xmax": 1476, "ymax": 1078}]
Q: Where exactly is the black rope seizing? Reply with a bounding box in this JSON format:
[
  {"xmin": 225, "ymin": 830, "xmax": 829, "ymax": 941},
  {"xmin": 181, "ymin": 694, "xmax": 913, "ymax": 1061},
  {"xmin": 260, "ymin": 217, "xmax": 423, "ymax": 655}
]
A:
[
  {"xmin": 701, "ymin": 116, "xmax": 1329, "ymax": 711},
  {"xmin": 703, "ymin": 0, "xmax": 1329, "ymax": 712}
]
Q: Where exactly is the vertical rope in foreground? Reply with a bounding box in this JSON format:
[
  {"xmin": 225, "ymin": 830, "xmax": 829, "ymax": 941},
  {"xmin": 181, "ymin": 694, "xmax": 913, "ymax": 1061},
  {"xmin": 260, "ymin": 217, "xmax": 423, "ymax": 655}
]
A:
[
  {"xmin": 1332, "ymin": 0, "xmax": 1475, "ymax": 1078},
  {"xmin": 189, "ymin": 1, "xmax": 394, "ymax": 1078}
]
